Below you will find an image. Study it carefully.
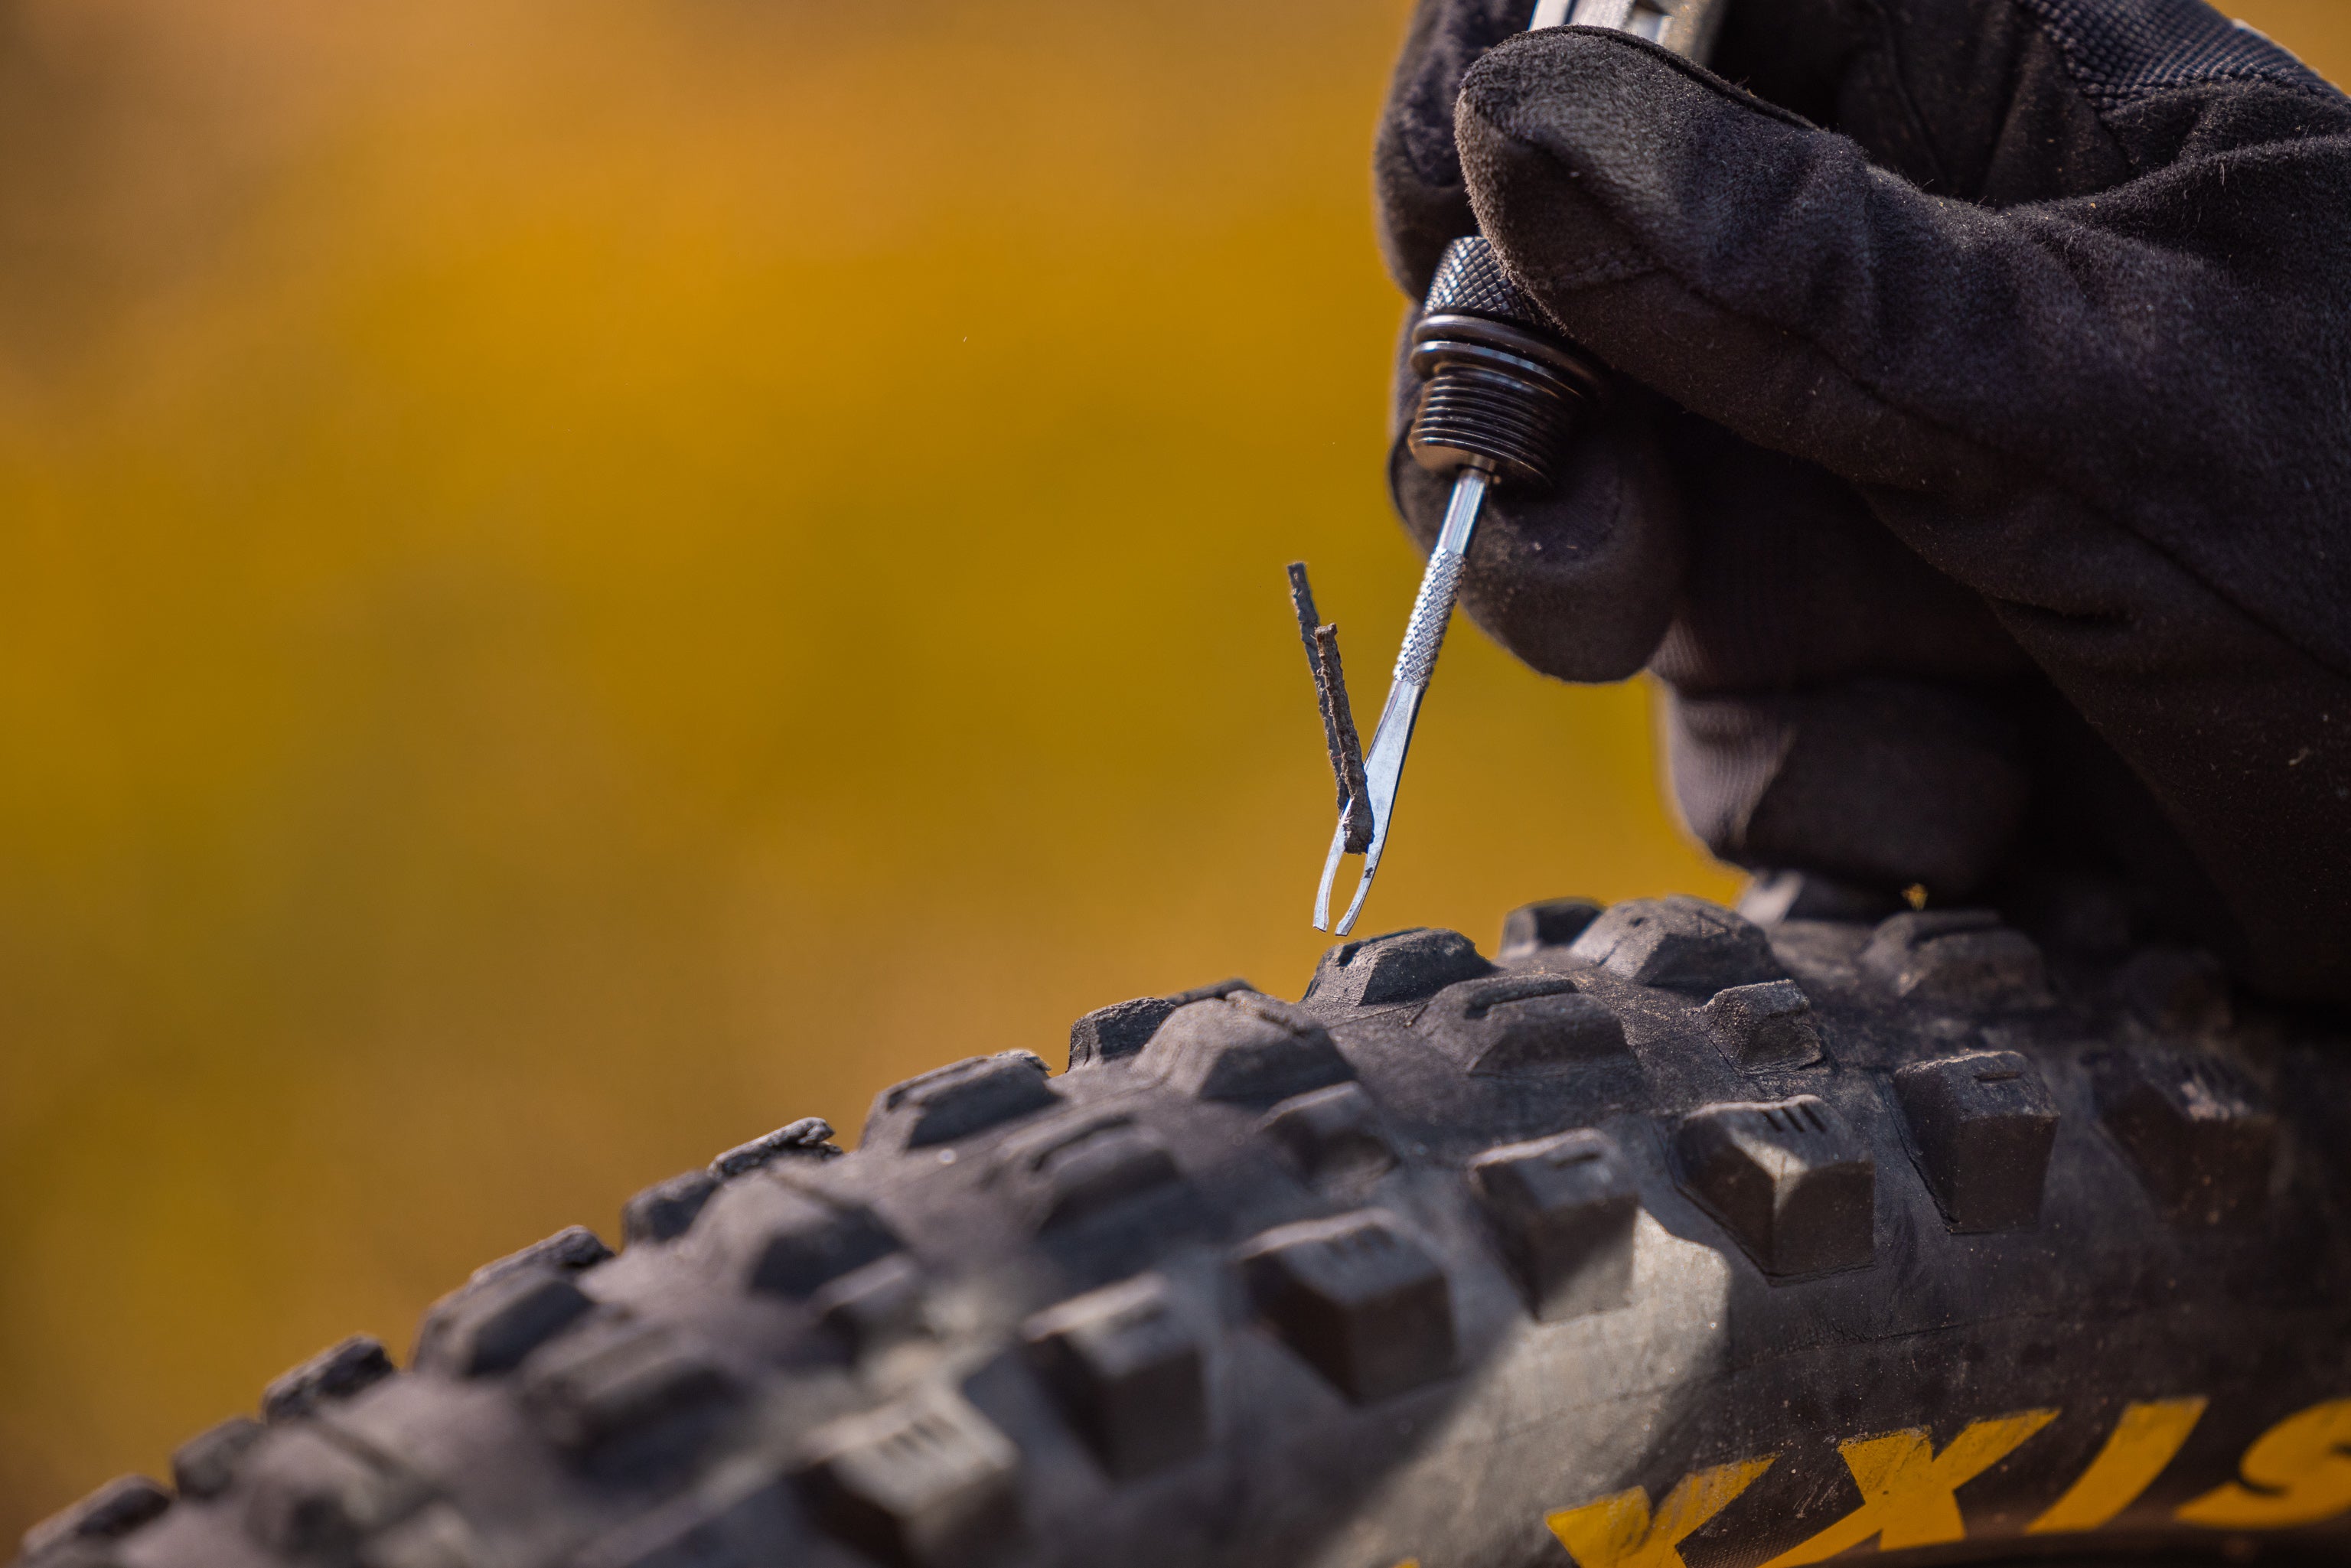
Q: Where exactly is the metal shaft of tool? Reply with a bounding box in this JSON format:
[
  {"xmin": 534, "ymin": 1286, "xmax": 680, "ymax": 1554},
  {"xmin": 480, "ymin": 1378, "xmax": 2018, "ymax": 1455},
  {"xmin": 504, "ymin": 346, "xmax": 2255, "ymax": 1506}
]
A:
[
  {"xmin": 1315, "ymin": 468, "xmax": 1487, "ymax": 933},
  {"xmin": 1310, "ymin": 0, "xmax": 1731, "ymax": 934}
]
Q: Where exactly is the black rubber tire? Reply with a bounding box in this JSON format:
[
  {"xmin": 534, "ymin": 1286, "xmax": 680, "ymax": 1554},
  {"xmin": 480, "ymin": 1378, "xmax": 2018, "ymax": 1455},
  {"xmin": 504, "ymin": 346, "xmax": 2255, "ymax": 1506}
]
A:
[{"xmin": 17, "ymin": 891, "xmax": 2351, "ymax": 1568}]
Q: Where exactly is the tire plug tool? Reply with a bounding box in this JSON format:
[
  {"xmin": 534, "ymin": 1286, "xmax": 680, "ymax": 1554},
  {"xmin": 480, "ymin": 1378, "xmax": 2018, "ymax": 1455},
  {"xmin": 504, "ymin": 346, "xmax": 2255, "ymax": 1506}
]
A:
[{"xmin": 1306, "ymin": 0, "xmax": 1730, "ymax": 934}]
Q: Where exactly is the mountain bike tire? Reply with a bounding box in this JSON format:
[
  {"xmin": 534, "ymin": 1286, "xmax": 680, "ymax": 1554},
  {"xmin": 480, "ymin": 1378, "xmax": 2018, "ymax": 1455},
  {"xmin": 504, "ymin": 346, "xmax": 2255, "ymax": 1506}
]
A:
[{"xmin": 15, "ymin": 889, "xmax": 2351, "ymax": 1568}]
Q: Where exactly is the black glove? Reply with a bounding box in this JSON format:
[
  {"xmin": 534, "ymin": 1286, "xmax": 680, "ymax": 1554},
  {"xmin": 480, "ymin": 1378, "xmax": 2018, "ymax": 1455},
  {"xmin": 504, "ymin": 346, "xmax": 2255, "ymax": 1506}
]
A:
[{"xmin": 1373, "ymin": 0, "xmax": 2351, "ymax": 1003}]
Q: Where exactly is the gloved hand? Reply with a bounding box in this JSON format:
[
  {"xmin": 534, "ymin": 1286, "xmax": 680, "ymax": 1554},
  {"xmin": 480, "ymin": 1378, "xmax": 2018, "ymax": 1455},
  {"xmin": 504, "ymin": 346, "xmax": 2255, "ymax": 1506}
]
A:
[{"xmin": 1373, "ymin": 0, "xmax": 2351, "ymax": 1002}]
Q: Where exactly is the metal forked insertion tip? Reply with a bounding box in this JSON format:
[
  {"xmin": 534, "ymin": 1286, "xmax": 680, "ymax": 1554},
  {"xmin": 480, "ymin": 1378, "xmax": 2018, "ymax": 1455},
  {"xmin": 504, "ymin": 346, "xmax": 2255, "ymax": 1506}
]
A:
[{"xmin": 1313, "ymin": 467, "xmax": 1489, "ymax": 934}]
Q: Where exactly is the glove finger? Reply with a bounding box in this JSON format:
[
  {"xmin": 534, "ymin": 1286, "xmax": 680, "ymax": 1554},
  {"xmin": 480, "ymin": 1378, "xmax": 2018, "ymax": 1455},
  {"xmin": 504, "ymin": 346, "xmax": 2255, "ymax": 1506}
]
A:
[
  {"xmin": 1374, "ymin": 0, "xmax": 1538, "ymax": 297},
  {"xmin": 1452, "ymin": 28, "xmax": 2340, "ymax": 533},
  {"xmin": 1388, "ymin": 309, "xmax": 1687, "ymax": 683},
  {"xmin": 1383, "ymin": 0, "xmax": 2168, "ymax": 302},
  {"xmin": 1700, "ymin": 0, "xmax": 2121, "ymax": 204}
]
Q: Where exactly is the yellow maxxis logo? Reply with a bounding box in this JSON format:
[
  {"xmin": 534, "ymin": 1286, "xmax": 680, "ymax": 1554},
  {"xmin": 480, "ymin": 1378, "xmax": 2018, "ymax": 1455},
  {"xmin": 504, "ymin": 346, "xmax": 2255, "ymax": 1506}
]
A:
[
  {"xmin": 1551, "ymin": 1397, "xmax": 2351, "ymax": 1567},
  {"xmin": 1394, "ymin": 1396, "xmax": 2351, "ymax": 1568}
]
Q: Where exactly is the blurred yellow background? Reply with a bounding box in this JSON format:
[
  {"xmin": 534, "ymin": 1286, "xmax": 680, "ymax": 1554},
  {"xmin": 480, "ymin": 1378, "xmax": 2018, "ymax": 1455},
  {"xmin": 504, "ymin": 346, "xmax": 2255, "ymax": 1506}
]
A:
[{"xmin": 0, "ymin": 0, "xmax": 2340, "ymax": 1539}]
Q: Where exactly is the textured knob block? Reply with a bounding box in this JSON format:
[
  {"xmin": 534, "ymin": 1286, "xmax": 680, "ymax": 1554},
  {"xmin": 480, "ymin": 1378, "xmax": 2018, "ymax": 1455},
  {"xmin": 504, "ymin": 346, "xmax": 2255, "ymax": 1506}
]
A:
[
  {"xmin": 813, "ymin": 1255, "xmax": 928, "ymax": 1357},
  {"xmin": 1065, "ymin": 978, "xmax": 1252, "ymax": 1070},
  {"xmin": 171, "ymin": 1417, "xmax": 266, "ymax": 1501},
  {"xmin": 996, "ymin": 1112, "xmax": 1187, "ymax": 1231},
  {"xmin": 1023, "ymin": 1273, "xmax": 1208, "ymax": 1481},
  {"xmin": 1892, "ymin": 1051, "xmax": 2059, "ymax": 1231},
  {"xmin": 1418, "ymin": 974, "xmax": 1628, "ymax": 1077},
  {"xmin": 1469, "ymin": 1129, "xmax": 1639, "ymax": 1322},
  {"xmin": 623, "ymin": 1170, "xmax": 720, "ymax": 1246},
  {"xmin": 862, "ymin": 1054, "xmax": 1058, "ymax": 1153},
  {"xmin": 1306, "ymin": 927, "xmax": 1493, "ymax": 1009},
  {"xmin": 696, "ymin": 1176, "xmax": 901, "ymax": 1299},
  {"xmin": 1067, "ymin": 997, "xmax": 1176, "ymax": 1070},
  {"xmin": 413, "ymin": 1266, "xmax": 593, "ymax": 1377},
  {"xmin": 1260, "ymin": 1083, "xmax": 1396, "ymax": 1185},
  {"xmin": 1701, "ymin": 980, "xmax": 1821, "ymax": 1071},
  {"xmin": 261, "ymin": 1335, "xmax": 396, "ymax": 1423},
  {"xmin": 1235, "ymin": 1210, "xmax": 1456, "ymax": 1403},
  {"xmin": 468, "ymin": 1225, "xmax": 612, "ymax": 1286},
  {"xmin": 1570, "ymin": 896, "xmax": 1785, "ymax": 993},
  {"xmin": 240, "ymin": 1429, "xmax": 421, "ymax": 1557},
  {"xmin": 1140, "ymin": 993, "xmax": 1354, "ymax": 1104},
  {"xmin": 18, "ymin": 1475, "xmax": 171, "ymax": 1562},
  {"xmin": 797, "ymin": 1387, "xmax": 1021, "ymax": 1568},
  {"xmin": 2094, "ymin": 1051, "xmax": 2277, "ymax": 1224},
  {"xmin": 521, "ymin": 1319, "xmax": 735, "ymax": 1452},
  {"xmin": 1674, "ymin": 1097, "xmax": 1874, "ymax": 1276}
]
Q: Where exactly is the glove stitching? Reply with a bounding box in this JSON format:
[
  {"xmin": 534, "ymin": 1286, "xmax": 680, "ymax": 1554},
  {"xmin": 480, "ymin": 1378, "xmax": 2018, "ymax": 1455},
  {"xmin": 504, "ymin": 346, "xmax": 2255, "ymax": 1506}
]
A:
[{"xmin": 2000, "ymin": 0, "xmax": 2345, "ymax": 112}]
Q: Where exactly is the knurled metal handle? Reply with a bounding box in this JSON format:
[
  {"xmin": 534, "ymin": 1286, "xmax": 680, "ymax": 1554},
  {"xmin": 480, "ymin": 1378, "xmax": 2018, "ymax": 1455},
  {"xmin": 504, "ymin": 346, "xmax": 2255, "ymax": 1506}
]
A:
[{"xmin": 1392, "ymin": 549, "xmax": 1466, "ymax": 688}]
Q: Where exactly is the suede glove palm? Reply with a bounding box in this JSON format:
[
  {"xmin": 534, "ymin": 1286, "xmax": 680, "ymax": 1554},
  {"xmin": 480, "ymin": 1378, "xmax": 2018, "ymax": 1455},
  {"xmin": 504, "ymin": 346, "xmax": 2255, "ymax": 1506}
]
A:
[{"xmin": 1375, "ymin": 0, "xmax": 2351, "ymax": 1002}]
